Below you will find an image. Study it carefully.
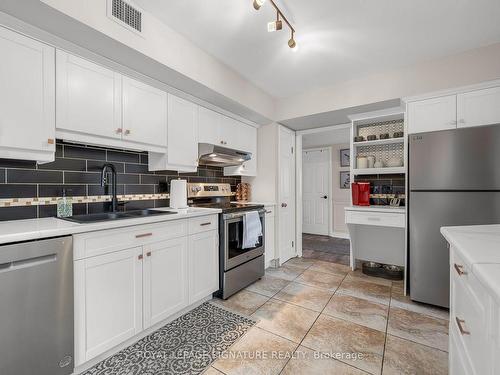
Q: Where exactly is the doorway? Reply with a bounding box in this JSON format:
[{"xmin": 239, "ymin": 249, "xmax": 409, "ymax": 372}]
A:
[{"xmin": 302, "ymin": 148, "xmax": 331, "ymax": 236}]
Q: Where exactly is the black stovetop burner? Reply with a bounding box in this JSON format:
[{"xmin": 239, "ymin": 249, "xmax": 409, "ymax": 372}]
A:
[{"xmin": 190, "ymin": 202, "xmax": 264, "ymax": 213}]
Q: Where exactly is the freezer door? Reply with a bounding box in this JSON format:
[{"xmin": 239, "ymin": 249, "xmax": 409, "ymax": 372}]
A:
[
  {"xmin": 409, "ymin": 191, "xmax": 500, "ymax": 307},
  {"xmin": 409, "ymin": 124, "xmax": 500, "ymax": 190}
]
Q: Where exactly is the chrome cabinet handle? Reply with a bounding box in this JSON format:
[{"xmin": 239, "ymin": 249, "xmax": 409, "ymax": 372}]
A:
[
  {"xmin": 455, "ymin": 317, "xmax": 470, "ymax": 335},
  {"xmin": 135, "ymin": 233, "xmax": 153, "ymax": 238},
  {"xmin": 116, "ymin": 128, "xmax": 123, "ymax": 134},
  {"xmin": 146, "ymin": 251, "xmax": 152, "ymax": 257},
  {"xmin": 200, "ymin": 222, "xmax": 211, "ymax": 226},
  {"xmin": 47, "ymin": 138, "xmax": 55, "ymax": 145},
  {"xmin": 138, "ymin": 254, "xmax": 143, "ymax": 260},
  {"xmin": 454, "ymin": 263, "xmax": 467, "ymax": 276},
  {"xmin": 281, "ymin": 203, "xmax": 287, "ymax": 208},
  {"xmin": 124, "ymin": 129, "xmax": 131, "ymax": 135}
]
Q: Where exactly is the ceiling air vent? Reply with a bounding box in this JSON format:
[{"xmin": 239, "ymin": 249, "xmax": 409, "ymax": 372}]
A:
[{"xmin": 108, "ymin": 0, "xmax": 142, "ymax": 33}]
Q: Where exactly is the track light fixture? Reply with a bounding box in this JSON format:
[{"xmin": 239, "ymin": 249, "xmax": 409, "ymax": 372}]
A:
[
  {"xmin": 267, "ymin": 12, "xmax": 283, "ymax": 32},
  {"xmin": 253, "ymin": 0, "xmax": 266, "ymax": 10},
  {"xmin": 252, "ymin": 0, "xmax": 297, "ymax": 50}
]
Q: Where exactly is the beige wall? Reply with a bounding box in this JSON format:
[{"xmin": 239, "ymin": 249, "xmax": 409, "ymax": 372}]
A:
[
  {"xmin": 331, "ymin": 144, "xmax": 350, "ymax": 236},
  {"xmin": 276, "ymin": 42, "xmax": 500, "ymax": 121}
]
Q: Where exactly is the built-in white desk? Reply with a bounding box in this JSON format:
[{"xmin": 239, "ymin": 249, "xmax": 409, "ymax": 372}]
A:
[{"xmin": 345, "ymin": 206, "xmax": 406, "ymax": 272}]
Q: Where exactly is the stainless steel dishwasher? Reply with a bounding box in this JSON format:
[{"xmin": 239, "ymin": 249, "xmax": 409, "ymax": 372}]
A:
[{"xmin": 0, "ymin": 236, "xmax": 74, "ymax": 375}]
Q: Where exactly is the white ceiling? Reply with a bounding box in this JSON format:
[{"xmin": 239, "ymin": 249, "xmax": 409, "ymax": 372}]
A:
[{"xmin": 134, "ymin": 0, "xmax": 500, "ymax": 99}]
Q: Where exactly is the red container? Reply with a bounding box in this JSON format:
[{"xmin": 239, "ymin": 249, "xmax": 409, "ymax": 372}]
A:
[{"xmin": 351, "ymin": 182, "xmax": 370, "ymax": 206}]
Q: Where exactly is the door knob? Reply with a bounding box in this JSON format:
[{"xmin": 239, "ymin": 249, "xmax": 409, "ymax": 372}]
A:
[
  {"xmin": 322, "ymin": 196, "xmax": 328, "ymax": 199},
  {"xmin": 281, "ymin": 203, "xmax": 288, "ymax": 208}
]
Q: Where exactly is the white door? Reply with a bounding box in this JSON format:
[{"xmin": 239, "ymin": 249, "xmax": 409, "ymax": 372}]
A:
[
  {"xmin": 143, "ymin": 237, "xmax": 188, "ymax": 329},
  {"xmin": 302, "ymin": 149, "xmax": 330, "ymax": 235},
  {"xmin": 457, "ymin": 86, "xmax": 500, "ymax": 128},
  {"xmin": 0, "ymin": 27, "xmax": 55, "ymax": 160},
  {"xmin": 56, "ymin": 50, "xmax": 121, "ymax": 140},
  {"xmin": 408, "ymin": 95, "xmax": 457, "ymax": 134},
  {"xmin": 219, "ymin": 115, "xmax": 240, "ymax": 148},
  {"xmin": 198, "ymin": 106, "xmax": 221, "ymax": 145},
  {"xmin": 167, "ymin": 94, "xmax": 199, "ymax": 168},
  {"xmin": 278, "ymin": 126, "xmax": 296, "ymax": 264},
  {"xmin": 122, "ymin": 76, "xmax": 167, "ymax": 147},
  {"xmin": 75, "ymin": 246, "xmax": 143, "ymax": 364},
  {"xmin": 188, "ymin": 230, "xmax": 219, "ymax": 303}
]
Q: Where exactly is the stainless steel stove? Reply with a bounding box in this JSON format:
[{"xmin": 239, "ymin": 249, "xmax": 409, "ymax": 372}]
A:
[{"xmin": 188, "ymin": 183, "xmax": 265, "ymax": 299}]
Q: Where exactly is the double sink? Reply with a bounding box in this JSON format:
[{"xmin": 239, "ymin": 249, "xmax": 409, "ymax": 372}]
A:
[{"xmin": 61, "ymin": 209, "xmax": 176, "ymax": 223}]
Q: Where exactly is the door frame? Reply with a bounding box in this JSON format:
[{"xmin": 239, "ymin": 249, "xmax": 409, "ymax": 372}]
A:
[{"xmin": 302, "ymin": 146, "xmax": 333, "ymax": 236}]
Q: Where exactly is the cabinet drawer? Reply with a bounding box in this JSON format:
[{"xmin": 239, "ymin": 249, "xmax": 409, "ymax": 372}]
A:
[
  {"xmin": 188, "ymin": 215, "xmax": 218, "ymax": 234},
  {"xmin": 74, "ymin": 220, "xmax": 188, "ymax": 260},
  {"xmin": 452, "ymin": 272, "xmax": 491, "ymax": 375},
  {"xmin": 450, "ymin": 248, "xmax": 488, "ymax": 307},
  {"xmin": 345, "ymin": 211, "xmax": 405, "ymax": 228}
]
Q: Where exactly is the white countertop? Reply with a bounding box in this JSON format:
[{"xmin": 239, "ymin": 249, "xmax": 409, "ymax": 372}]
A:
[
  {"xmin": 441, "ymin": 224, "xmax": 500, "ymax": 303},
  {"xmin": 345, "ymin": 205, "xmax": 406, "ymax": 214},
  {"xmin": 0, "ymin": 207, "xmax": 221, "ymax": 245}
]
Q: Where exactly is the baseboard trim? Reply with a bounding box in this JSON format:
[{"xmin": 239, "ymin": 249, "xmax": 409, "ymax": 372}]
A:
[{"xmin": 330, "ymin": 231, "xmax": 350, "ymax": 240}]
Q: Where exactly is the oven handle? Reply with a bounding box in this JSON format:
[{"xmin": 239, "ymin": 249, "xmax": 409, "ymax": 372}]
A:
[{"xmin": 222, "ymin": 209, "xmax": 266, "ymax": 220}]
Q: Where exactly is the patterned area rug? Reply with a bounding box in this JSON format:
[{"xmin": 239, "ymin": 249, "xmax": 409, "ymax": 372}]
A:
[{"xmin": 83, "ymin": 302, "xmax": 255, "ymax": 375}]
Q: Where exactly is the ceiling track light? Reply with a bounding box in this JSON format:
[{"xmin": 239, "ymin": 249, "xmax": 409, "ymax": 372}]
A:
[{"xmin": 253, "ymin": 0, "xmax": 297, "ymax": 49}]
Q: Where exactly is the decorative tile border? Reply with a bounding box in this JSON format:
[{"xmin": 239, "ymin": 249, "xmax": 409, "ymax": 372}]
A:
[{"xmin": 0, "ymin": 193, "xmax": 170, "ymax": 208}]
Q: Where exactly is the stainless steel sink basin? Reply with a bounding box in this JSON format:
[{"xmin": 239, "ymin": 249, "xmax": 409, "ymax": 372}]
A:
[{"xmin": 60, "ymin": 209, "xmax": 176, "ymax": 223}]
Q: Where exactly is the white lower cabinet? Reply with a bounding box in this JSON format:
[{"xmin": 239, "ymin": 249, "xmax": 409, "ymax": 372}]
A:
[
  {"xmin": 74, "ymin": 218, "xmax": 219, "ymax": 366},
  {"xmin": 143, "ymin": 237, "xmax": 189, "ymax": 329},
  {"xmin": 188, "ymin": 231, "xmax": 219, "ymax": 303},
  {"xmin": 74, "ymin": 246, "xmax": 143, "ymax": 364}
]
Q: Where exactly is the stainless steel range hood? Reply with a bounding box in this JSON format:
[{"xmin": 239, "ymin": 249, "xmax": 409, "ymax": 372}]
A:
[{"xmin": 198, "ymin": 143, "xmax": 251, "ymax": 167}]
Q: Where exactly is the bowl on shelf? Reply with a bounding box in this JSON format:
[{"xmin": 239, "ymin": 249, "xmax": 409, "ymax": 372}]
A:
[
  {"xmin": 386, "ymin": 157, "xmax": 403, "ymax": 167},
  {"xmin": 367, "ymin": 135, "xmax": 377, "ymax": 141},
  {"xmin": 393, "ymin": 131, "xmax": 404, "ymax": 138},
  {"xmin": 380, "ymin": 133, "xmax": 390, "ymax": 139},
  {"xmin": 354, "ymin": 136, "xmax": 365, "ymax": 142}
]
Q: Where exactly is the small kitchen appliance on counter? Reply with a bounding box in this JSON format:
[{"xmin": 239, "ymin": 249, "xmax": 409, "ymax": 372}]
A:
[
  {"xmin": 187, "ymin": 183, "xmax": 265, "ymax": 299},
  {"xmin": 352, "ymin": 182, "xmax": 370, "ymax": 206}
]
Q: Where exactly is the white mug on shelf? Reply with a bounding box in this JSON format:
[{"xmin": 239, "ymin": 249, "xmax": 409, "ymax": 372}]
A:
[
  {"xmin": 357, "ymin": 156, "xmax": 368, "ymax": 169},
  {"xmin": 367, "ymin": 155, "xmax": 375, "ymax": 168}
]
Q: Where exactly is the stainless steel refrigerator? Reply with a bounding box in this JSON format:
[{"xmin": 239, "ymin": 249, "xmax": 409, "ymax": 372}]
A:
[{"xmin": 409, "ymin": 124, "xmax": 500, "ymax": 307}]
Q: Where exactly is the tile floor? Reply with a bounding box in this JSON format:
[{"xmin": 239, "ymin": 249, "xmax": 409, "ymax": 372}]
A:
[
  {"xmin": 210, "ymin": 257, "xmax": 449, "ymax": 375},
  {"xmin": 302, "ymin": 233, "xmax": 351, "ymax": 265}
]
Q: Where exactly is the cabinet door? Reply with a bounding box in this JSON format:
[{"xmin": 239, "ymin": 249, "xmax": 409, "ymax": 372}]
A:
[
  {"xmin": 122, "ymin": 76, "xmax": 167, "ymax": 147},
  {"xmin": 74, "ymin": 246, "xmax": 143, "ymax": 364},
  {"xmin": 188, "ymin": 230, "xmax": 219, "ymax": 304},
  {"xmin": 0, "ymin": 27, "xmax": 55, "ymax": 159},
  {"xmin": 457, "ymin": 86, "xmax": 500, "ymax": 128},
  {"xmin": 219, "ymin": 115, "xmax": 241, "ymax": 149},
  {"xmin": 265, "ymin": 214, "xmax": 275, "ymax": 268},
  {"xmin": 56, "ymin": 50, "xmax": 121, "ymax": 140},
  {"xmin": 408, "ymin": 95, "xmax": 457, "ymax": 134},
  {"xmin": 143, "ymin": 237, "xmax": 188, "ymax": 328},
  {"xmin": 198, "ymin": 106, "xmax": 221, "ymax": 145},
  {"xmin": 167, "ymin": 94, "xmax": 199, "ymax": 167}
]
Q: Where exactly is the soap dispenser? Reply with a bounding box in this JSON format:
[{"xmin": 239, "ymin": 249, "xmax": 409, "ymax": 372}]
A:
[{"xmin": 57, "ymin": 189, "xmax": 73, "ymax": 218}]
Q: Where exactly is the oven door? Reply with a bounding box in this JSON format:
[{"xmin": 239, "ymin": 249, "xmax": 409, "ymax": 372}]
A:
[{"xmin": 223, "ymin": 210, "xmax": 265, "ymax": 271}]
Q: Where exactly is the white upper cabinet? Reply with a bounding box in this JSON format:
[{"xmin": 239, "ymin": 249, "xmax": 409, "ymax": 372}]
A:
[
  {"xmin": 407, "ymin": 95, "xmax": 457, "ymax": 134},
  {"xmin": 148, "ymin": 94, "xmax": 199, "ymax": 172},
  {"xmin": 0, "ymin": 27, "xmax": 55, "ymax": 162},
  {"xmin": 198, "ymin": 106, "xmax": 221, "ymax": 145},
  {"xmin": 220, "ymin": 115, "xmax": 241, "ymax": 149},
  {"xmin": 457, "ymin": 86, "xmax": 500, "ymax": 128},
  {"xmin": 56, "ymin": 50, "xmax": 121, "ymax": 141},
  {"xmin": 224, "ymin": 123, "xmax": 258, "ymax": 176},
  {"xmin": 122, "ymin": 76, "xmax": 167, "ymax": 147}
]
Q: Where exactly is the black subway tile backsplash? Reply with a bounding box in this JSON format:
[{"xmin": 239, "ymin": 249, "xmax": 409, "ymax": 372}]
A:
[
  {"xmin": 0, "ymin": 184, "xmax": 37, "ymax": 198},
  {"xmin": 7, "ymin": 169, "xmax": 63, "ymax": 184},
  {"xmin": 64, "ymin": 144, "xmax": 106, "ymax": 160},
  {"xmin": 0, "ymin": 140, "xmax": 240, "ymax": 221}
]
